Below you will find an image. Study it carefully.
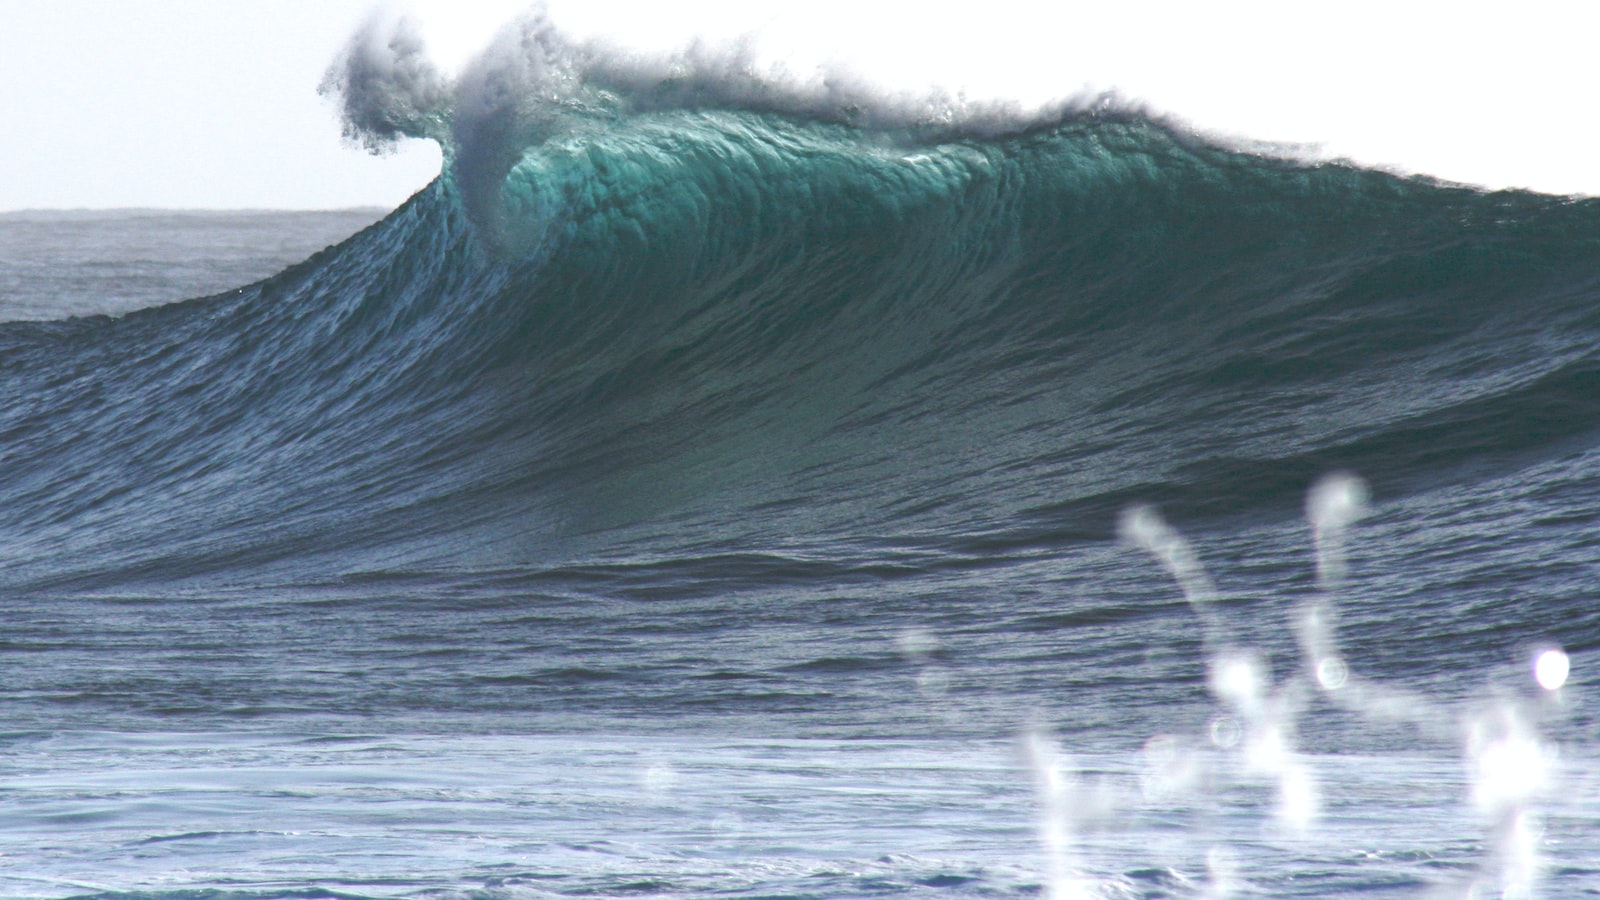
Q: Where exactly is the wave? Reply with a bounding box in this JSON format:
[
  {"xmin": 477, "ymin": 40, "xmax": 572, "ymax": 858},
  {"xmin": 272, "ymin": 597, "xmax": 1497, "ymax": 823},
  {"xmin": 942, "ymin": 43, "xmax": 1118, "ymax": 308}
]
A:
[
  {"xmin": 3, "ymin": 19, "xmax": 1599, "ymax": 591},
  {"xmin": 317, "ymin": 8, "xmax": 1115, "ymax": 239}
]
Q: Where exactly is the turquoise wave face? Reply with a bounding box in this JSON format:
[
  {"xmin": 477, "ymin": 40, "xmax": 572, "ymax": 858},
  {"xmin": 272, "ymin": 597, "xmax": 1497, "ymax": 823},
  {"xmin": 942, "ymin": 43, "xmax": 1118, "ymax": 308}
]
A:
[{"xmin": 0, "ymin": 110, "xmax": 1597, "ymax": 590}]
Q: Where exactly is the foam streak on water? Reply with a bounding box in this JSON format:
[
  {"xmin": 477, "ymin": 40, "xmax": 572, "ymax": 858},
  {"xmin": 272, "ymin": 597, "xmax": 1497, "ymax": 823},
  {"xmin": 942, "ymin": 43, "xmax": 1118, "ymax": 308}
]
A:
[{"xmin": 6, "ymin": 729, "xmax": 1597, "ymax": 898}]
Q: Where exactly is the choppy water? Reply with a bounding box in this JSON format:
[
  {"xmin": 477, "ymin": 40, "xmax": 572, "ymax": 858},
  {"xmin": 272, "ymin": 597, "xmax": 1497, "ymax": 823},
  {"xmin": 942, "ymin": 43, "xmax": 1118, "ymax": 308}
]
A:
[{"xmin": 4, "ymin": 12, "xmax": 1600, "ymax": 897}]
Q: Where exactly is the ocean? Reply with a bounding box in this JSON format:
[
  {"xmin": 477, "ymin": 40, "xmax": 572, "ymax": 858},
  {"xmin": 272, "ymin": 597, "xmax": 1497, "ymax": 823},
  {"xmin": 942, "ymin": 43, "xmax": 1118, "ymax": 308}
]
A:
[{"xmin": 3, "ymin": 15, "xmax": 1600, "ymax": 899}]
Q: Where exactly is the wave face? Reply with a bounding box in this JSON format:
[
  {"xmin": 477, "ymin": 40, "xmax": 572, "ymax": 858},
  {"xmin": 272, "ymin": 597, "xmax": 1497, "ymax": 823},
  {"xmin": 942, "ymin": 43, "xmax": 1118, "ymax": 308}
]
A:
[{"xmin": 6, "ymin": 100, "xmax": 1600, "ymax": 592}]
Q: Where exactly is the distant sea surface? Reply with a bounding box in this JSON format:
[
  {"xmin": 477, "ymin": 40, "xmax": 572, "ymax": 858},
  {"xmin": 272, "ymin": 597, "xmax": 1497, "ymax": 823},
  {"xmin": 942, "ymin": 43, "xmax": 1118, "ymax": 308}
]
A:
[
  {"xmin": 4, "ymin": 66, "xmax": 1600, "ymax": 899},
  {"xmin": 0, "ymin": 209, "xmax": 385, "ymax": 321}
]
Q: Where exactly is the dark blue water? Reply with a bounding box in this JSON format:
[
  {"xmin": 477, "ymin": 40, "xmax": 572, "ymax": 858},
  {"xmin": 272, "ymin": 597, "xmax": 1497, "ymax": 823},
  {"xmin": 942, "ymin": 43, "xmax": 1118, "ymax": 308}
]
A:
[{"xmin": 2, "ymin": 18, "xmax": 1599, "ymax": 896}]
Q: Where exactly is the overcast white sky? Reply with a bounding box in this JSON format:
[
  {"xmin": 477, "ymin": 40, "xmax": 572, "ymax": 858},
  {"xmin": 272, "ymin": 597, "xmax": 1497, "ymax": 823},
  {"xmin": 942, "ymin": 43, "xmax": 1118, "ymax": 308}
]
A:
[{"xmin": 2, "ymin": 1, "xmax": 1597, "ymax": 211}]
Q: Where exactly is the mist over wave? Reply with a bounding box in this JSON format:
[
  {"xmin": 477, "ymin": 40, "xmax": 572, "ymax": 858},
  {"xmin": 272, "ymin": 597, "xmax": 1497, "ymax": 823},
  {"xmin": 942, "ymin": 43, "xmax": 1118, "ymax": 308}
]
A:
[{"xmin": 319, "ymin": 7, "xmax": 1122, "ymax": 232}]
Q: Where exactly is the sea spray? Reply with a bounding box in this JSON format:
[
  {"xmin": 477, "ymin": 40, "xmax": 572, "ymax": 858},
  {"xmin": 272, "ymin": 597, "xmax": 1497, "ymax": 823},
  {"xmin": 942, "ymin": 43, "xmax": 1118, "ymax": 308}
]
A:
[{"xmin": 1067, "ymin": 473, "xmax": 1576, "ymax": 895}]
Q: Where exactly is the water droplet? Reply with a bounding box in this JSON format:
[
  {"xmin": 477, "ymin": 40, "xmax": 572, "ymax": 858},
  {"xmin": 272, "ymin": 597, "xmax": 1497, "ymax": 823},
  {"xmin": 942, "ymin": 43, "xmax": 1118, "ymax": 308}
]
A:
[
  {"xmin": 1316, "ymin": 655, "xmax": 1349, "ymax": 690},
  {"xmin": 1306, "ymin": 472, "xmax": 1369, "ymax": 531},
  {"xmin": 1209, "ymin": 716, "xmax": 1240, "ymax": 749},
  {"xmin": 1534, "ymin": 648, "xmax": 1569, "ymax": 692}
]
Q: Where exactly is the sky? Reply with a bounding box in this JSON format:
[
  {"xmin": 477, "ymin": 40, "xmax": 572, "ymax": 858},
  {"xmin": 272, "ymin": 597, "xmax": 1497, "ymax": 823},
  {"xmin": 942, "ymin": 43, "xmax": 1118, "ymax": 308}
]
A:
[{"xmin": 2, "ymin": 1, "xmax": 1598, "ymax": 211}]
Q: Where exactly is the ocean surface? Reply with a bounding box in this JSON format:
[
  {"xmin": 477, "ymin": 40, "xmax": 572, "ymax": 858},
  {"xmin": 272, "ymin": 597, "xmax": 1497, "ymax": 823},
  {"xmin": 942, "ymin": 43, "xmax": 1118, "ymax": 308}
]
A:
[
  {"xmin": 5, "ymin": 17, "xmax": 1600, "ymax": 899},
  {"xmin": 0, "ymin": 209, "xmax": 386, "ymax": 322}
]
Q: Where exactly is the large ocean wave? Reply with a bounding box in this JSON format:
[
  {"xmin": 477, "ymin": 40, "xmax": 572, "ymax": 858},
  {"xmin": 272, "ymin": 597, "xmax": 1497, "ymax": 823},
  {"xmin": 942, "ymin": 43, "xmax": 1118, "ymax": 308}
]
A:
[
  {"xmin": 3, "ymin": 13, "xmax": 1599, "ymax": 598},
  {"xmin": 9, "ymin": 16, "xmax": 1600, "ymax": 897}
]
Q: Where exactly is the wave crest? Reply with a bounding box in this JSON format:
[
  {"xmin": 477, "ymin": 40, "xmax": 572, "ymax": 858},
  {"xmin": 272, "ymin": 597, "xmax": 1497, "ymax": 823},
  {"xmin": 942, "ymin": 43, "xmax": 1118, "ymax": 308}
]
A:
[{"xmin": 320, "ymin": 5, "xmax": 1112, "ymax": 232}]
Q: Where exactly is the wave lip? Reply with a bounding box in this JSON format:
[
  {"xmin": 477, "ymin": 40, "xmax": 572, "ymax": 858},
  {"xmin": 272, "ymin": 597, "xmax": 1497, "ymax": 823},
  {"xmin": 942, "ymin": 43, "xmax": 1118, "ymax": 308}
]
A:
[{"xmin": 319, "ymin": 6, "xmax": 1119, "ymax": 229}]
